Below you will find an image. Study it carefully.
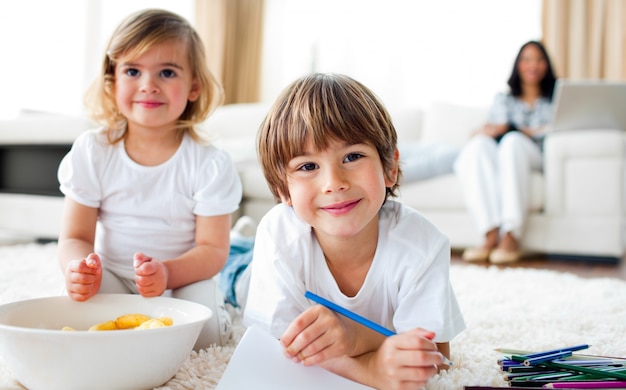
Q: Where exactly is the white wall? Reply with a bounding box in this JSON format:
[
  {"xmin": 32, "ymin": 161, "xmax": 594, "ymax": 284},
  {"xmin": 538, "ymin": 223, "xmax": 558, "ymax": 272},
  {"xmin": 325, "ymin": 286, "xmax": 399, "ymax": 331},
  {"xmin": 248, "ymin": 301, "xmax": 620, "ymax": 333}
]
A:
[
  {"xmin": 0, "ymin": 0, "xmax": 193, "ymax": 119},
  {"xmin": 0, "ymin": 0, "xmax": 541, "ymax": 119},
  {"xmin": 260, "ymin": 0, "xmax": 542, "ymax": 109}
]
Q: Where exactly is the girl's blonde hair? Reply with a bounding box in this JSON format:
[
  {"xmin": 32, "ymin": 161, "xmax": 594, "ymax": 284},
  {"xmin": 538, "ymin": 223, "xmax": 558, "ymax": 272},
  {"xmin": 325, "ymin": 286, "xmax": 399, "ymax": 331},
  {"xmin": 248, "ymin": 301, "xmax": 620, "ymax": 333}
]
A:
[
  {"xmin": 257, "ymin": 73, "xmax": 401, "ymax": 202},
  {"xmin": 84, "ymin": 8, "xmax": 224, "ymax": 144}
]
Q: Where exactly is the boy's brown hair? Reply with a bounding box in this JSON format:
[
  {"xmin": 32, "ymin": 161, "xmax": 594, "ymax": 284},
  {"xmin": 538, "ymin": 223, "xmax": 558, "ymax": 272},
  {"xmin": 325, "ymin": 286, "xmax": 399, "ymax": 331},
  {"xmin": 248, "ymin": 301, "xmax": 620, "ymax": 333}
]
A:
[
  {"xmin": 257, "ymin": 73, "xmax": 401, "ymax": 202},
  {"xmin": 84, "ymin": 8, "xmax": 223, "ymax": 144}
]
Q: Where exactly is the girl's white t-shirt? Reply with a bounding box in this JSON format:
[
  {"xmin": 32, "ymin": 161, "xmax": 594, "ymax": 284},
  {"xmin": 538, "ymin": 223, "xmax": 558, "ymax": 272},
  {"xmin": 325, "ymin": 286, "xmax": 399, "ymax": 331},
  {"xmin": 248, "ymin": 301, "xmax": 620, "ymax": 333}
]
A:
[
  {"xmin": 58, "ymin": 128, "xmax": 242, "ymax": 280},
  {"xmin": 243, "ymin": 200, "xmax": 466, "ymax": 343}
]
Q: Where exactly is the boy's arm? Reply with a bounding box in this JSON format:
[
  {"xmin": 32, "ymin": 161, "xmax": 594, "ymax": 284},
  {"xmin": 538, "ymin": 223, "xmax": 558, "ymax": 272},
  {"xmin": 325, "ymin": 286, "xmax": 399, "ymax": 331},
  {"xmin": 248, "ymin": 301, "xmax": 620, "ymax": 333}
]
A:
[
  {"xmin": 282, "ymin": 305, "xmax": 387, "ymax": 365},
  {"xmin": 318, "ymin": 330, "xmax": 447, "ymax": 389},
  {"xmin": 281, "ymin": 305, "xmax": 450, "ymax": 388}
]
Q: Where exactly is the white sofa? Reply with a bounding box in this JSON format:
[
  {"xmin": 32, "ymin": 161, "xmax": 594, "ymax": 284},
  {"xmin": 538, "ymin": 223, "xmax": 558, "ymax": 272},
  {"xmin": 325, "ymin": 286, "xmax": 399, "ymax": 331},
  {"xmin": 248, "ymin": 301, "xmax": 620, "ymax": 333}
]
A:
[
  {"xmin": 1, "ymin": 103, "xmax": 624, "ymax": 260},
  {"xmin": 204, "ymin": 102, "xmax": 626, "ymax": 260}
]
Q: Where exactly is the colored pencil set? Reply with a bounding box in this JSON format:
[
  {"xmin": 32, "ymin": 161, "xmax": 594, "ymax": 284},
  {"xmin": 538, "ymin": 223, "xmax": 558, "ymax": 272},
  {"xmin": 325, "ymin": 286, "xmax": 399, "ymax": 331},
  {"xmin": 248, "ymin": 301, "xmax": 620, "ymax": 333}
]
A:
[{"xmin": 469, "ymin": 344, "xmax": 626, "ymax": 389}]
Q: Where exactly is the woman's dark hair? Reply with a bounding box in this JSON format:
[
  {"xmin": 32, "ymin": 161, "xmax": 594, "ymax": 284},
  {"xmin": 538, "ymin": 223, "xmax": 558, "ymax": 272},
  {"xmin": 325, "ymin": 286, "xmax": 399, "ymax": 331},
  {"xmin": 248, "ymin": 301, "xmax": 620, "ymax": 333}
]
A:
[{"xmin": 507, "ymin": 40, "xmax": 557, "ymax": 100}]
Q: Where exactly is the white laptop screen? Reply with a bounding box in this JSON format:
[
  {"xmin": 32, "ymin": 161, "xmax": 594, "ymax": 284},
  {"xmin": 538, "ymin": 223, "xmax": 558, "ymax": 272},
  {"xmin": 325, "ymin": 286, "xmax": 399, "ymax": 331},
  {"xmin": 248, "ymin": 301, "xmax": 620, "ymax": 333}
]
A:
[{"xmin": 550, "ymin": 79, "xmax": 626, "ymax": 132}]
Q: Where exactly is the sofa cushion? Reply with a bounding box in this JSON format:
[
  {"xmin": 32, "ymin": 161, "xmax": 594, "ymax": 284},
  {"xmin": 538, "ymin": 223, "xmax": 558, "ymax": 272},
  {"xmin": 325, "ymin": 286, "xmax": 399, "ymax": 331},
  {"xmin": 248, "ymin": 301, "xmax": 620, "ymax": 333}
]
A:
[
  {"xmin": 202, "ymin": 103, "xmax": 271, "ymax": 139},
  {"xmin": 0, "ymin": 114, "xmax": 93, "ymax": 144},
  {"xmin": 387, "ymin": 106, "xmax": 423, "ymax": 143},
  {"xmin": 201, "ymin": 103, "xmax": 270, "ymax": 165},
  {"xmin": 398, "ymin": 172, "xmax": 544, "ymax": 212},
  {"xmin": 398, "ymin": 175, "xmax": 465, "ymax": 209},
  {"xmin": 239, "ymin": 164, "xmax": 273, "ymax": 200},
  {"xmin": 420, "ymin": 102, "xmax": 488, "ymax": 147}
]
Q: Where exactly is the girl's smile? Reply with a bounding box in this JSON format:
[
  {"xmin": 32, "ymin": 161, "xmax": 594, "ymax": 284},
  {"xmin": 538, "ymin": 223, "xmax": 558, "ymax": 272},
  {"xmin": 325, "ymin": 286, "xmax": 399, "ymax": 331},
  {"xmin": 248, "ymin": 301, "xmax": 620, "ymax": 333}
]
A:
[{"xmin": 134, "ymin": 100, "xmax": 165, "ymax": 108}]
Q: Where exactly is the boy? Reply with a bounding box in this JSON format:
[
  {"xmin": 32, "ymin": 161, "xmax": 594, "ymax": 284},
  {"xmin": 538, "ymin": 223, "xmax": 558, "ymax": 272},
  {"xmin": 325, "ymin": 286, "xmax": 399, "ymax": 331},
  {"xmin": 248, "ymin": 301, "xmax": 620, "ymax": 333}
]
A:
[{"xmin": 242, "ymin": 73, "xmax": 465, "ymax": 389}]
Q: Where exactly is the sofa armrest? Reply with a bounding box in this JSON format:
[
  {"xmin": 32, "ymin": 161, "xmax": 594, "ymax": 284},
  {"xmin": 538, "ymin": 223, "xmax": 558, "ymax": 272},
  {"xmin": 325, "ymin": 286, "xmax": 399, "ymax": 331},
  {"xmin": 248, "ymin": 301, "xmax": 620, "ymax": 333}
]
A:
[{"xmin": 543, "ymin": 129, "xmax": 624, "ymax": 217}]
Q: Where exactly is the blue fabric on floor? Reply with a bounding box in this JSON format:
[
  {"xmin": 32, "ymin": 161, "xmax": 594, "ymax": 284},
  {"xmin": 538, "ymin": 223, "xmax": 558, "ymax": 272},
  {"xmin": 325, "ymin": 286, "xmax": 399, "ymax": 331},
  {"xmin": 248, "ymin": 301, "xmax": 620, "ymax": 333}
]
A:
[{"xmin": 220, "ymin": 236, "xmax": 254, "ymax": 307}]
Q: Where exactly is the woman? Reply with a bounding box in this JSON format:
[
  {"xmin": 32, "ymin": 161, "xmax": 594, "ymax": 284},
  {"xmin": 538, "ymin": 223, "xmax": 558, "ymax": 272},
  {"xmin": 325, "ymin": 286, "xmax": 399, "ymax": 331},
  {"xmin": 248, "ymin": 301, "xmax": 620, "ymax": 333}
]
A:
[{"xmin": 454, "ymin": 41, "xmax": 557, "ymax": 264}]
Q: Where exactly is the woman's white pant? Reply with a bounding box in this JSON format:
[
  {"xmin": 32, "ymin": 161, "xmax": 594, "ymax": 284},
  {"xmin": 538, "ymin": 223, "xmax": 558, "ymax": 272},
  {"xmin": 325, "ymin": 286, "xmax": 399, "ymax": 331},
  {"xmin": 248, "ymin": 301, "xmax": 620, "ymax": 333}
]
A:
[{"xmin": 453, "ymin": 132, "xmax": 542, "ymax": 239}]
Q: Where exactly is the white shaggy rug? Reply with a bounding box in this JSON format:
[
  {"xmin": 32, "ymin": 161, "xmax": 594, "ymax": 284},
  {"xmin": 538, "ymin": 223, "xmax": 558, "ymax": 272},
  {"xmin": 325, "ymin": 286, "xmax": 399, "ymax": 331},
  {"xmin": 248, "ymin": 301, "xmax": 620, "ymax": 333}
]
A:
[{"xmin": 1, "ymin": 242, "xmax": 626, "ymax": 389}]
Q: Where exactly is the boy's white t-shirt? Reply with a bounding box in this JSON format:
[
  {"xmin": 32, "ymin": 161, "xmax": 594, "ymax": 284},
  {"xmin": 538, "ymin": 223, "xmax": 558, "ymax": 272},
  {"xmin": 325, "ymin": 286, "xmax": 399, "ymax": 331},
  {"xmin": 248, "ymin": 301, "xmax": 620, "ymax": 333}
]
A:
[
  {"xmin": 243, "ymin": 200, "xmax": 466, "ymax": 343},
  {"xmin": 58, "ymin": 128, "xmax": 242, "ymax": 280}
]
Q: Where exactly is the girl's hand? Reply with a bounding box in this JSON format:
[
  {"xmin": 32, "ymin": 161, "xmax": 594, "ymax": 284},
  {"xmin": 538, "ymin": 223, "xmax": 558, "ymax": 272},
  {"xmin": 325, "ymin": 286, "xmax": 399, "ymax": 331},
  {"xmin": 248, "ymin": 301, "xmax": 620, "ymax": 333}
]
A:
[
  {"xmin": 281, "ymin": 305, "xmax": 355, "ymax": 366},
  {"xmin": 133, "ymin": 252, "xmax": 168, "ymax": 297},
  {"xmin": 369, "ymin": 328, "xmax": 443, "ymax": 390},
  {"xmin": 65, "ymin": 253, "xmax": 102, "ymax": 302}
]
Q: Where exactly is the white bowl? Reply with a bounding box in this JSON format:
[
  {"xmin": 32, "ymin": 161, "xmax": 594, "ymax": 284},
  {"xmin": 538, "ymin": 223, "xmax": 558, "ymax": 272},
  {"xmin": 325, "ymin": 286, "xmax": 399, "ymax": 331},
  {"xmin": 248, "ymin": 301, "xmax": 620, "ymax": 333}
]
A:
[{"xmin": 0, "ymin": 294, "xmax": 211, "ymax": 390}]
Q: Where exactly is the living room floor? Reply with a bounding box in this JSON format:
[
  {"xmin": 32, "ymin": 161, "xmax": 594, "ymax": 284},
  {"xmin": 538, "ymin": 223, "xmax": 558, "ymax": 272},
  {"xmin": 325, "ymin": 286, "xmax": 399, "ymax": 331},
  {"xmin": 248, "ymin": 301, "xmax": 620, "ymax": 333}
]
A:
[{"xmin": 451, "ymin": 251, "xmax": 626, "ymax": 281}]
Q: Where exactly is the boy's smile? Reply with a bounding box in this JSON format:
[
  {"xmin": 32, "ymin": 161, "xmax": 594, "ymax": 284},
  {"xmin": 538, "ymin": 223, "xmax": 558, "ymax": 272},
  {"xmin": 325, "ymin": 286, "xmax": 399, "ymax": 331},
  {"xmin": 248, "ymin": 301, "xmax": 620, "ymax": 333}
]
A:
[{"xmin": 321, "ymin": 199, "xmax": 361, "ymax": 216}]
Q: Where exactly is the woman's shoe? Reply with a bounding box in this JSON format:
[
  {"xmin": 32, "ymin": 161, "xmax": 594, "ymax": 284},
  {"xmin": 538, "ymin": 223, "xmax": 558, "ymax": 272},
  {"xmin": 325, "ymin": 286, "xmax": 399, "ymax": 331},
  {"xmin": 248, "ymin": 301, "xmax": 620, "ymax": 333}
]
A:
[
  {"xmin": 461, "ymin": 247, "xmax": 491, "ymax": 262},
  {"xmin": 489, "ymin": 248, "xmax": 522, "ymax": 264}
]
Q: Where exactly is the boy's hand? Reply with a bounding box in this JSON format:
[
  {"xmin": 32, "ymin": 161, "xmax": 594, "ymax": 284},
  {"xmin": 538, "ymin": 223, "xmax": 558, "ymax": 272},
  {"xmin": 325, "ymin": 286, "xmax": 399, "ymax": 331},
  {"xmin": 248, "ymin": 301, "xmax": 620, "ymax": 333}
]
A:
[
  {"xmin": 65, "ymin": 253, "xmax": 102, "ymax": 302},
  {"xmin": 281, "ymin": 305, "xmax": 356, "ymax": 366},
  {"xmin": 133, "ymin": 252, "xmax": 168, "ymax": 297},
  {"xmin": 369, "ymin": 328, "xmax": 443, "ymax": 390}
]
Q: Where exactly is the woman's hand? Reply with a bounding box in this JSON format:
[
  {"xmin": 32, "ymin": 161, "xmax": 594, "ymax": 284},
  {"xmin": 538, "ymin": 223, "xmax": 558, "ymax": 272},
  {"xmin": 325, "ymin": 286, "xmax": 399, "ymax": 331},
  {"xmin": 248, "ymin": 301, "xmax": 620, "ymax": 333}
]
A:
[
  {"xmin": 367, "ymin": 328, "xmax": 443, "ymax": 390},
  {"xmin": 134, "ymin": 252, "xmax": 168, "ymax": 297},
  {"xmin": 281, "ymin": 305, "xmax": 356, "ymax": 366},
  {"xmin": 520, "ymin": 125, "xmax": 546, "ymax": 138},
  {"xmin": 476, "ymin": 123, "xmax": 508, "ymax": 138},
  {"xmin": 65, "ymin": 253, "xmax": 102, "ymax": 302}
]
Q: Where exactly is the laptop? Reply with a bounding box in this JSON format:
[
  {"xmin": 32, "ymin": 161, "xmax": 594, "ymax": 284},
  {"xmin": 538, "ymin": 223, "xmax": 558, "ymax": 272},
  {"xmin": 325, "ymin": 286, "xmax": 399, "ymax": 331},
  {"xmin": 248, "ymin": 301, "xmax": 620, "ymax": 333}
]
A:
[{"xmin": 550, "ymin": 79, "xmax": 626, "ymax": 132}]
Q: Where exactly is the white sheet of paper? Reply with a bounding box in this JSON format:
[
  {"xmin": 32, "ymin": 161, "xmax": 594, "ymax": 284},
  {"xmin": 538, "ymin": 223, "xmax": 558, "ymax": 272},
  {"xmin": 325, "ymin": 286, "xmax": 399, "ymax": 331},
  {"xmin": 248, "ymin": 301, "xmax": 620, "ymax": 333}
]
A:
[{"xmin": 216, "ymin": 325, "xmax": 374, "ymax": 389}]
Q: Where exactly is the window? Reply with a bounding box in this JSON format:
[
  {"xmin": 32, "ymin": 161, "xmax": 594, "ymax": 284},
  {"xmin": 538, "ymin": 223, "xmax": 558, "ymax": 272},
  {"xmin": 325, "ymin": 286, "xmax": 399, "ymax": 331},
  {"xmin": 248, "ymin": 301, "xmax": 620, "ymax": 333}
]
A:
[
  {"xmin": 260, "ymin": 0, "xmax": 542, "ymax": 108},
  {"xmin": 0, "ymin": 0, "xmax": 193, "ymax": 119},
  {"xmin": 1, "ymin": 0, "xmax": 541, "ymax": 119}
]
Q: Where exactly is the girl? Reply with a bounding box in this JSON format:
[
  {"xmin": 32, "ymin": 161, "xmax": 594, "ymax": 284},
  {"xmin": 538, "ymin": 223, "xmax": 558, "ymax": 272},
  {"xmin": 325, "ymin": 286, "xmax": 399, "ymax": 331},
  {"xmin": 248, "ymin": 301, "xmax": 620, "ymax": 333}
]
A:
[
  {"xmin": 454, "ymin": 41, "xmax": 557, "ymax": 264},
  {"xmin": 57, "ymin": 9, "xmax": 242, "ymax": 348}
]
